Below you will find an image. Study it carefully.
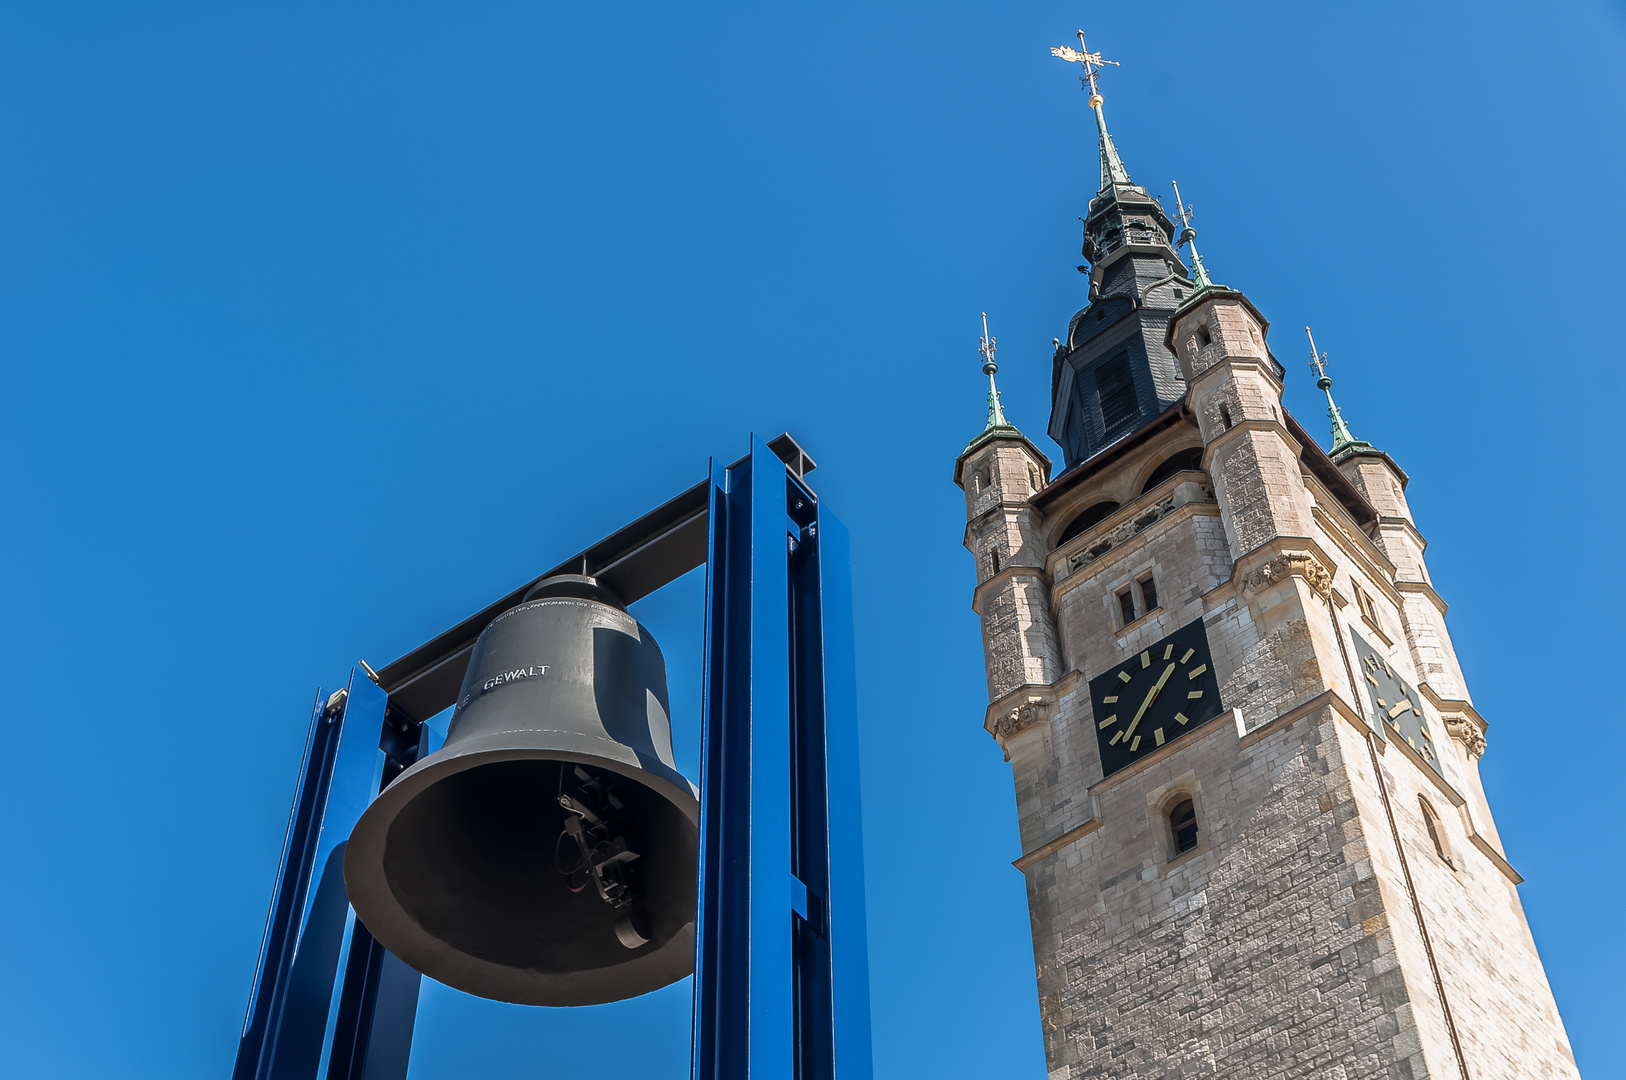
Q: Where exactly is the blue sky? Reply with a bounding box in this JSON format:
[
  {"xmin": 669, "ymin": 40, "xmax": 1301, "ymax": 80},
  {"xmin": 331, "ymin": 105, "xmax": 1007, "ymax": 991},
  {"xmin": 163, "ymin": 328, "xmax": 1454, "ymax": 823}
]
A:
[{"xmin": 1, "ymin": 3, "xmax": 1622, "ymax": 1078}]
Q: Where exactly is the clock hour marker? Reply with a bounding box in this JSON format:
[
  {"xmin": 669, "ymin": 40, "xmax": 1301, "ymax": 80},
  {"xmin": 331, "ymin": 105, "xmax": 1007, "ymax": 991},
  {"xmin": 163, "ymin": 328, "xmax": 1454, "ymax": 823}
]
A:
[
  {"xmin": 1098, "ymin": 714, "xmax": 1118, "ymax": 729},
  {"xmin": 1163, "ymin": 644, "xmax": 1174, "ymax": 660},
  {"xmin": 1383, "ymin": 659, "xmax": 1393, "ymax": 677},
  {"xmin": 1187, "ymin": 664, "xmax": 1207, "ymax": 680},
  {"xmin": 1103, "ymin": 695, "xmax": 1118, "ymax": 704},
  {"xmin": 1180, "ymin": 648, "xmax": 1195, "ymax": 663},
  {"xmin": 1174, "ymin": 711, "xmax": 1190, "ymax": 725},
  {"xmin": 1187, "ymin": 690, "xmax": 1204, "ymax": 699},
  {"xmin": 1154, "ymin": 728, "xmax": 1165, "ymax": 746},
  {"xmin": 1130, "ymin": 736, "xmax": 1141, "ymax": 751},
  {"xmin": 1118, "ymin": 670, "xmax": 1132, "ymax": 683},
  {"xmin": 1141, "ymin": 651, "xmax": 1151, "ymax": 668},
  {"xmin": 1377, "ymin": 698, "xmax": 1388, "ymax": 709},
  {"xmin": 1365, "ymin": 672, "xmax": 1379, "ymax": 687},
  {"xmin": 1365, "ymin": 655, "xmax": 1377, "ymax": 669},
  {"xmin": 1109, "ymin": 730, "xmax": 1124, "ymax": 746}
]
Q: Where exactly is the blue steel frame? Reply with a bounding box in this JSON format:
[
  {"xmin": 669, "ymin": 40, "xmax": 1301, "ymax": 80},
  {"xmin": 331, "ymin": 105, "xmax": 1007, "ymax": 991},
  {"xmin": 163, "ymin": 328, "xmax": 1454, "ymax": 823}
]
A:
[{"xmin": 231, "ymin": 436, "xmax": 871, "ymax": 1080}]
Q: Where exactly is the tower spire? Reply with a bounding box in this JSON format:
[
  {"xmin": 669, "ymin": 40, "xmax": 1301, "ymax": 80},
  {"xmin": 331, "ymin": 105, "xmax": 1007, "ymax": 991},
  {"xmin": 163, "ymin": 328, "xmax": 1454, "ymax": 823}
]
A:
[
  {"xmin": 1051, "ymin": 30, "xmax": 1130, "ymax": 191},
  {"xmin": 1305, "ymin": 326, "xmax": 1373, "ymax": 459},
  {"xmin": 1171, "ymin": 180, "xmax": 1215, "ymax": 291},
  {"xmin": 979, "ymin": 311, "xmax": 1013, "ymax": 432}
]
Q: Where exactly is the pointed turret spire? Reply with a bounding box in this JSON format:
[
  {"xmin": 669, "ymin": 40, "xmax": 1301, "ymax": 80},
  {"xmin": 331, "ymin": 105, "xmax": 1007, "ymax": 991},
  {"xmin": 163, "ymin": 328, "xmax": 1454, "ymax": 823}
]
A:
[
  {"xmin": 1171, "ymin": 181, "xmax": 1215, "ymax": 291},
  {"xmin": 979, "ymin": 312, "xmax": 1014, "ymax": 433},
  {"xmin": 1305, "ymin": 327, "xmax": 1374, "ymax": 459},
  {"xmin": 1051, "ymin": 30, "xmax": 1130, "ymax": 192}
]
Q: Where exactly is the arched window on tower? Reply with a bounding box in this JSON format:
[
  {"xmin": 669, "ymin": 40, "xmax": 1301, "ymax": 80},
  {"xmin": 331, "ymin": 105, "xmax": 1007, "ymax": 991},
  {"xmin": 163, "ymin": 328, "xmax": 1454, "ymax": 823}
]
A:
[
  {"xmin": 1169, "ymin": 799, "xmax": 1199, "ymax": 855},
  {"xmin": 1141, "ymin": 447, "xmax": 1205, "ymax": 494},
  {"xmin": 1056, "ymin": 500, "xmax": 1121, "ymax": 546}
]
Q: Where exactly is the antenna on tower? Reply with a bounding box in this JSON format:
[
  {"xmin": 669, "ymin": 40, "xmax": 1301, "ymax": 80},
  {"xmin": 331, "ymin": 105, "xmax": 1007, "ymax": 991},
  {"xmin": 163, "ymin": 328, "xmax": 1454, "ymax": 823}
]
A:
[
  {"xmin": 1170, "ymin": 180, "xmax": 1214, "ymax": 291},
  {"xmin": 978, "ymin": 311, "xmax": 1012, "ymax": 432},
  {"xmin": 1304, "ymin": 325, "xmax": 1365, "ymax": 456}
]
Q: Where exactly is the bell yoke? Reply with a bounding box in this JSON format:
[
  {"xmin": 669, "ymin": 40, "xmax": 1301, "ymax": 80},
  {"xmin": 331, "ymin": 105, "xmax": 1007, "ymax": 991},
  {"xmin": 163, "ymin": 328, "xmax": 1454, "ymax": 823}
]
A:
[{"xmin": 342, "ymin": 574, "xmax": 700, "ymax": 1007}]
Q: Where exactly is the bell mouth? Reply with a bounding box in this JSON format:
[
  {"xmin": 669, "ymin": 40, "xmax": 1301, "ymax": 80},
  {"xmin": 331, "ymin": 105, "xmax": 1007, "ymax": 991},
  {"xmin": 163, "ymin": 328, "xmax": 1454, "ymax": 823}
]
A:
[{"xmin": 344, "ymin": 747, "xmax": 698, "ymax": 1007}]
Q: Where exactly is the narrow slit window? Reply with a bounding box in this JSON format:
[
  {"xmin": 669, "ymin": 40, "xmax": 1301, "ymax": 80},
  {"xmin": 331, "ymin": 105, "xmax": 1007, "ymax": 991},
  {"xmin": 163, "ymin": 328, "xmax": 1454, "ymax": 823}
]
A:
[
  {"xmin": 1170, "ymin": 799, "xmax": 1198, "ymax": 854},
  {"xmin": 1195, "ymin": 324, "xmax": 1212, "ymax": 348},
  {"xmin": 1117, "ymin": 587, "xmax": 1137, "ymax": 626},
  {"xmin": 1419, "ymin": 797, "xmax": 1454, "ymax": 868},
  {"xmin": 1219, "ymin": 402, "xmax": 1233, "ymax": 430},
  {"xmin": 1138, "ymin": 574, "xmax": 1158, "ymax": 613},
  {"xmin": 989, "ymin": 549, "xmax": 1001, "ymax": 576}
]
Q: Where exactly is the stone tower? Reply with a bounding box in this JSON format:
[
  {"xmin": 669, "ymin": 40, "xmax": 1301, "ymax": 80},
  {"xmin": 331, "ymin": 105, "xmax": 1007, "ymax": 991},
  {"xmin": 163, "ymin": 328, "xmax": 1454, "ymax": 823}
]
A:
[{"xmin": 955, "ymin": 35, "xmax": 1581, "ymax": 1080}]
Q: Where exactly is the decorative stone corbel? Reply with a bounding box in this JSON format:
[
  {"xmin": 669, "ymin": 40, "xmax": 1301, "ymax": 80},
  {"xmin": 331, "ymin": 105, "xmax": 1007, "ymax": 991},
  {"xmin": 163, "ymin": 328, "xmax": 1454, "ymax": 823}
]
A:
[
  {"xmin": 1243, "ymin": 552, "xmax": 1332, "ymax": 597},
  {"xmin": 991, "ymin": 699, "xmax": 1047, "ymax": 761},
  {"xmin": 1444, "ymin": 715, "xmax": 1487, "ymax": 758}
]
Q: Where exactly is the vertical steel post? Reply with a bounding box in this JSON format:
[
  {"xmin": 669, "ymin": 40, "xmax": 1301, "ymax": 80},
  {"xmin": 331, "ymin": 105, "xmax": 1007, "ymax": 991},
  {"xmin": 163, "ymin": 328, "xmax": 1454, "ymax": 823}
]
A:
[
  {"xmin": 325, "ymin": 711, "xmax": 440, "ymax": 1080},
  {"xmin": 812, "ymin": 507, "xmax": 873, "ymax": 1080},
  {"xmin": 233, "ymin": 668, "xmax": 390, "ymax": 1080},
  {"xmin": 694, "ymin": 437, "xmax": 873, "ymax": 1080}
]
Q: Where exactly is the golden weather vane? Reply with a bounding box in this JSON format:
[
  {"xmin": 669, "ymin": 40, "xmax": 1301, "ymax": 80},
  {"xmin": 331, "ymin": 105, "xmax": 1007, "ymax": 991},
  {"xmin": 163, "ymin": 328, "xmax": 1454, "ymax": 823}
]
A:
[
  {"xmin": 1050, "ymin": 29, "xmax": 1119, "ymax": 103},
  {"xmin": 1051, "ymin": 28, "xmax": 1131, "ymax": 190}
]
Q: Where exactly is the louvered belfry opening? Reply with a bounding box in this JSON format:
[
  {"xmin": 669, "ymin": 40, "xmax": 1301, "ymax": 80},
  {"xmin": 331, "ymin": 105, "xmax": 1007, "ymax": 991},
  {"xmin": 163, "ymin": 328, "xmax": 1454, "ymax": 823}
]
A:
[{"xmin": 1096, "ymin": 351, "xmax": 1138, "ymax": 438}]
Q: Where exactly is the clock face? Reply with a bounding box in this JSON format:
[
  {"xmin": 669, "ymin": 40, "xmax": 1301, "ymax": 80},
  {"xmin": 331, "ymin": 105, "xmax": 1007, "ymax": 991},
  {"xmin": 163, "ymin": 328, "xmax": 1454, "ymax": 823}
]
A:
[
  {"xmin": 1350, "ymin": 630, "xmax": 1441, "ymax": 775},
  {"xmin": 1090, "ymin": 617, "xmax": 1224, "ymax": 778}
]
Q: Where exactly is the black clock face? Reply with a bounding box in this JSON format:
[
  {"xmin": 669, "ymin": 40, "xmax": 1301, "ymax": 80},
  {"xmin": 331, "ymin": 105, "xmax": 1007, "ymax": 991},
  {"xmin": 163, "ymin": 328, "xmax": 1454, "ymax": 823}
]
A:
[
  {"xmin": 1350, "ymin": 630, "xmax": 1441, "ymax": 775},
  {"xmin": 1090, "ymin": 617, "xmax": 1223, "ymax": 778}
]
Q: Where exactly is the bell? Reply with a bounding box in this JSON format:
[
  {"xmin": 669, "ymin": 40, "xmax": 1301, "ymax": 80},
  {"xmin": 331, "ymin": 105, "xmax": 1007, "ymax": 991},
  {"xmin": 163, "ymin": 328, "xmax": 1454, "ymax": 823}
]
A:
[{"xmin": 342, "ymin": 575, "xmax": 699, "ymax": 1007}]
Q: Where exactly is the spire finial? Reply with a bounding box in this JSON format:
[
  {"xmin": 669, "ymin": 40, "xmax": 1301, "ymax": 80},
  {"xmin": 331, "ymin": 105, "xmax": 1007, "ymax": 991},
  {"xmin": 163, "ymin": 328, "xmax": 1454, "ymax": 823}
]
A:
[
  {"xmin": 1171, "ymin": 180, "xmax": 1214, "ymax": 290},
  {"xmin": 1051, "ymin": 30, "xmax": 1131, "ymax": 191},
  {"xmin": 979, "ymin": 311, "xmax": 1012, "ymax": 431},
  {"xmin": 1305, "ymin": 326, "xmax": 1365, "ymax": 456}
]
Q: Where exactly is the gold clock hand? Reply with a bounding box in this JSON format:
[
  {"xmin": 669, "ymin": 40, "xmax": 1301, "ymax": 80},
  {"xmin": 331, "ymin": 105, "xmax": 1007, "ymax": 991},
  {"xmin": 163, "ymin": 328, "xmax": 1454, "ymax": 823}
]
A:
[
  {"xmin": 1126, "ymin": 663, "xmax": 1177, "ymax": 738},
  {"xmin": 1388, "ymin": 699, "xmax": 1413, "ymax": 719}
]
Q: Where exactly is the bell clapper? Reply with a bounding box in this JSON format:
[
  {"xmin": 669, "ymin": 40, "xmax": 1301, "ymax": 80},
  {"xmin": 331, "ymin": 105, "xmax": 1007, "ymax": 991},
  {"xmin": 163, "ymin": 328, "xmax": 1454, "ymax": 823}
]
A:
[{"xmin": 555, "ymin": 765, "xmax": 651, "ymax": 949}]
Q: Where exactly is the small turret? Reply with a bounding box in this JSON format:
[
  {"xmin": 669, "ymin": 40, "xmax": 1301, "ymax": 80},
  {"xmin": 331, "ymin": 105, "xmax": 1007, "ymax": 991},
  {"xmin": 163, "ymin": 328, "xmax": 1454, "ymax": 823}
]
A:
[{"xmin": 952, "ymin": 313, "xmax": 1058, "ymax": 714}]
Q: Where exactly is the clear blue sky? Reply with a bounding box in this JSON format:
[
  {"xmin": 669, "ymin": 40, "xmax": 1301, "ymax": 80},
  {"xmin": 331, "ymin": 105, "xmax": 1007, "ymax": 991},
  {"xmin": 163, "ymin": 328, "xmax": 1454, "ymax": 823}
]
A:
[{"xmin": 1, "ymin": 3, "xmax": 1621, "ymax": 1078}]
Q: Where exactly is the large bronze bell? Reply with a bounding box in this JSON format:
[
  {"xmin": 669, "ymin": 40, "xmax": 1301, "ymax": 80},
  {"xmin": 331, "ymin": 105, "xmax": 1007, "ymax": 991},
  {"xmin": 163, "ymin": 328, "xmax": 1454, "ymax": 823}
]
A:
[{"xmin": 342, "ymin": 575, "xmax": 699, "ymax": 1007}]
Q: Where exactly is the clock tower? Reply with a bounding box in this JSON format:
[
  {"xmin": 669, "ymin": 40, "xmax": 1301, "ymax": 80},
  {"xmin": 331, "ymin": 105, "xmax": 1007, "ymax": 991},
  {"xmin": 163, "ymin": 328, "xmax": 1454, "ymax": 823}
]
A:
[{"xmin": 955, "ymin": 32, "xmax": 1581, "ymax": 1080}]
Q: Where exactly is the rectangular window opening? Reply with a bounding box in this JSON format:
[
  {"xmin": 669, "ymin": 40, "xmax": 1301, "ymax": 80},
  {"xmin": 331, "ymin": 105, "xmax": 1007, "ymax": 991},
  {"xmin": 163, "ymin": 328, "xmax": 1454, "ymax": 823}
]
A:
[{"xmin": 1117, "ymin": 587, "xmax": 1137, "ymax": 627}]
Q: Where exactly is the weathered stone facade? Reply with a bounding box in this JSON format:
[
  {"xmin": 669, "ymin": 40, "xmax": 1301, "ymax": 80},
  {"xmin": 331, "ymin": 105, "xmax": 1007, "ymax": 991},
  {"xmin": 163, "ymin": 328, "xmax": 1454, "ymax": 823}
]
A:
[{"xmin": 956, "ymin": 285, "xmax": 1581, "ymax": 1078}]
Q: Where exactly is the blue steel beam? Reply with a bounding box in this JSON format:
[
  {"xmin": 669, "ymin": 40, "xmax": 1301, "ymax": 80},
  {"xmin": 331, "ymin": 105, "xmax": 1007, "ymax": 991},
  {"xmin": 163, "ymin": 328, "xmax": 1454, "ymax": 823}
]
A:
[
  {"xmin": 814, "ymin": 508, "xmax": 874, "ymax": 1080},
  {"xmin": 694, "ymin": 436, "xmax": 872, "ymax": 1080}
]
